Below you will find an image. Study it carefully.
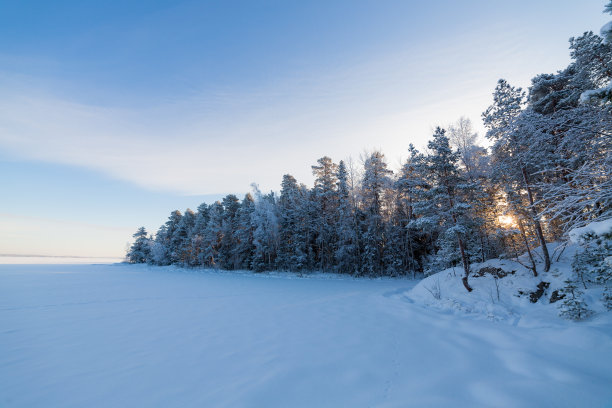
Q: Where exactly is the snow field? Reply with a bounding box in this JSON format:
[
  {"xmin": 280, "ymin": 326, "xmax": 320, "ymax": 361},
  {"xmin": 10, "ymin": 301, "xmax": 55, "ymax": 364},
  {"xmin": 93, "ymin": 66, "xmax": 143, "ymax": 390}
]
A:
[{"xmin": 1, "ymin": 263, "xmax": 611, "ymax": 407}]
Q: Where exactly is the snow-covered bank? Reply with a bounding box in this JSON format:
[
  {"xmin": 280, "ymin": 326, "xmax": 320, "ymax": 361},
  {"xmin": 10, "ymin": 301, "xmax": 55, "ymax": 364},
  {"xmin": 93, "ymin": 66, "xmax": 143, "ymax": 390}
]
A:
[
  {"xmin": 1, "ymin": 264, "xmax": 611, "ymax": 407},
  {"xmin": 409, "ymin": 221, "xmax": 612, "ymax": 325}
]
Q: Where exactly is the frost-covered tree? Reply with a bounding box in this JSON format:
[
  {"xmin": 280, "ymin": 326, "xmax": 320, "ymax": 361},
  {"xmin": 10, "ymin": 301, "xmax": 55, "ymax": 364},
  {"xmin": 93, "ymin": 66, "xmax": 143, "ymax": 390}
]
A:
[
  {"xmin": 151, "ymin": 210, "xmax": 182, "ymax": 265},
  {"xmin": 191, "ymin": 202, "xmax": 211, "ymax": 265},
  {"xmin": 335, "ymin": 160, "xmax": 360, "ymax": 274},
  {"xmin": 523, "ymin": 24, "xmax": 612, "ymax": 230},
  {"xmin": 421, "ymin": 127, "xmax": 475, "ymax": 292},
  {"xmin": 277, "ymin": 174, "xmax": 309, "ymax": 270},
  {"xmin": 603, "ymin": 2, "xmax": 612, "ymax": 44},
  {"xmin": 311, "ymin": 157, "xmax": 339, "ymax": 271},
  {"xmin": 172, "ymin": 208, "xmax": 195, "ymax": 265},
  {"xmin": 447, "ymin": 117, "xmax": 488, "ymax": 181},
  {"xmin": 232, "ymin": 194, "xmax": 256, "ymax": 270},
  {"xmin": 572, "ymin": 29, "xmax": 612, "ymax": 104},
  {"xmin": 396, "ymin": 145, "xmax": 430, "ymax": 276},
  {"xmin": 483, "ymin": 79, "xmax": 551, "ymax": 272},
  {"xmin": 127, "ymin": 226, "xmax": 151, "ymax": 264},
  {"xmin": 523, "ymin": 27, "xmax": 612, "ymax": 233},
  {"xmin": 384, "ymin": 189, "xmax": 410, "ymax": 276},
  {"xmin": 130, "ymin": 4, "xmax": 611, "ymax": 287},
  {"xmin": 251, "ymin": 185, "xmax": 279, "ymax": 271},
  {"xmin": 219, "ymin": 195, "xmax": 240, "ymax": 269},
  {"xmin": 360, "ymin": 151, "xmax": 393, "ymax": 275},
  {"xmin": 202, "ymin": 202, "xmax": 224, "ymax": 267},
  {"xmin": 446, "ymin": 118, "xmax": 498, "ymax": 262},
  {"xmin": 529, "ymin": 64, "xmax": 593, "ymax": 115},
  {"xmin": 533, "ymin": 106, "xmax": 612, "ymax": 232},
  {"xmin": 149, "ymin": 225, "xmax": 167, "ymax": 265}
]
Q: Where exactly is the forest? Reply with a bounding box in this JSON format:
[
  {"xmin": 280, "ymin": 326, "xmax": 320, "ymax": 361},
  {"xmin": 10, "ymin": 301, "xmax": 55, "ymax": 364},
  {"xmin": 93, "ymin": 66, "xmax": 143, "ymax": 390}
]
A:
[{"xmin": 127, "ymin": 17, "xmax": 612, "ymax": 295}]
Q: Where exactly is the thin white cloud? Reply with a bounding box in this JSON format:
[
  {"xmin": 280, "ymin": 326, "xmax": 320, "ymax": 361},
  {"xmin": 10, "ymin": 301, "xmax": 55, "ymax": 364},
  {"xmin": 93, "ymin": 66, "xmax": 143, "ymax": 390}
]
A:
[{"xmin": 0, "ymin": 25, "xmax": 564, "ymax": 195}]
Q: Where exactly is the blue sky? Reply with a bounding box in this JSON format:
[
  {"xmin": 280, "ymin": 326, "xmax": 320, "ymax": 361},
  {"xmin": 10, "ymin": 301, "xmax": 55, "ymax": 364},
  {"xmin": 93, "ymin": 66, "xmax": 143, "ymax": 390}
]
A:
[{"xmin": 0, "ymin": 0, "xmax": 608, "ymax": 259}]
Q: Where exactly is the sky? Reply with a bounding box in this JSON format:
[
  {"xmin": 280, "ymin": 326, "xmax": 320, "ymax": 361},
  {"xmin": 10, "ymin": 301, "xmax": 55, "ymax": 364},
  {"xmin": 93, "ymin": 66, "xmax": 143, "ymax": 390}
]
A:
[{"xmin": 0, "ymin": 0, "xmax": 609, "ymax": 260}]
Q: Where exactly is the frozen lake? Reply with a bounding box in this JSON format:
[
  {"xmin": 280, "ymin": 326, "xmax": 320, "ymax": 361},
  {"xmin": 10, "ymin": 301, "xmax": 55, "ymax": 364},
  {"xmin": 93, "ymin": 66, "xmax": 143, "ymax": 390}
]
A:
[{"xmin": 1, "ymin": 264, "xmax": 611, "ymax": 407}]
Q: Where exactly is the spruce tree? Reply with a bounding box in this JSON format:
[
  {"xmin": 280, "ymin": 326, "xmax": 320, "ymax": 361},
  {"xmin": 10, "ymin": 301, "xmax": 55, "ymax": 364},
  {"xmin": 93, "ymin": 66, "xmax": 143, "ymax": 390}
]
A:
[
  {"xmin": 127, "ymin": 227, "xmax": 151, "ymax": 264},
  {"xmin": 335, "ymin": 160, "xmax": 360, "ymax": 274},
  {"xmin": 423, "ymin": 127, "xmax": 475, "ymax": 291}
]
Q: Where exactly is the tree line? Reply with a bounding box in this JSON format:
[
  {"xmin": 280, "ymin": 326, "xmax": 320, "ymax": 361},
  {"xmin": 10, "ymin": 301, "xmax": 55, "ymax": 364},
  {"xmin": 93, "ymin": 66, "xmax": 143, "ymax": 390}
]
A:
[{"xmin": 128, "ymin": 10, "xmax": 611, "ymax": 292}]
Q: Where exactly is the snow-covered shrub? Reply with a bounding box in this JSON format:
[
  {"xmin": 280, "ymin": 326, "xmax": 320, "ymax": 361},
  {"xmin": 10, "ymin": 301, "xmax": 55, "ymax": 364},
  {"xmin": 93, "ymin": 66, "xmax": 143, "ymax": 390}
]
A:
[
  {"xmin": 572, "ymin": 232, "xmax": 612, "ymax": 282},
  {"xmin": 424, "ymin": 278, "xmax": 442, "ymax": 300},
  {"xmin": 571, "ymin": 226, "xmax": 612, "ymax": 308},
  {"xmin": 558, "ymin": 279, "xmax": 593, "ymax": 321}
]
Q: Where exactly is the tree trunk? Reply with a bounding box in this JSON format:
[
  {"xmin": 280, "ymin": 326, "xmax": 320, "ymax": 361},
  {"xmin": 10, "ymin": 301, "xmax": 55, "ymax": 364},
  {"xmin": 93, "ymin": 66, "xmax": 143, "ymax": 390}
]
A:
[
  {"xmin": 447, "ymin": 185, "xmax": 473, "ymax": 293},
  {"xmin": 521, "ymin": 167, "xmax": 551, "ymax": 272},
  {"xmin": 457, "ymin": 235, "xmax": 473, "ymax": 292},
  {"xmin": 408, "ymin": 235, "xmax": 416, "ymax": 279},
  {"xmin": 518, "ymin": 220, "xmax": 538, "ymax": 277},
  {"xmin": 479, "ymin": 232, "xmax": 486, "ymax": 263}
]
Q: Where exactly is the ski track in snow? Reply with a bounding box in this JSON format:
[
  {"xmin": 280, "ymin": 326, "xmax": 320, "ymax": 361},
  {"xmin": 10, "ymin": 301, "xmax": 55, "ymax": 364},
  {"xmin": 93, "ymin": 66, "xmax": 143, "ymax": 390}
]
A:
[{"xmin": 1, "ymin": 264, "xmax": 611, "ymax": 408}]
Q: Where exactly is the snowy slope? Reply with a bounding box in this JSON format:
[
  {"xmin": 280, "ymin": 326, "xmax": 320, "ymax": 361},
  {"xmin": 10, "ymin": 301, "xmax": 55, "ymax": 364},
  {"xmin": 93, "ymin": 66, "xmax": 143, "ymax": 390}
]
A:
[
  {"xmin": 1, "ymin": 264, "xmax": 612, "ymax": 408},
  {"xmin": 409, "ymin": 220, "xmax": 612, "ymax": 325}
]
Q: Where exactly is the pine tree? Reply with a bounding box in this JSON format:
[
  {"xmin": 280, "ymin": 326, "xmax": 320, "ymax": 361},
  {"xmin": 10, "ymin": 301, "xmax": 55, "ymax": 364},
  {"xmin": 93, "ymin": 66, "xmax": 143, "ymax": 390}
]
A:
[
  {"xmin": 529, "ymin": 65, "xmax": 592, "ymax": 115},
  {"xmin": 191, "ymin": 202, "xmax": 211, "ymax": 266},
  {"xmin": 150, "ymin": 210, "xmax": 182, "ymax": 266},
  {"xmin": 571, "ymin": 30, "xmax": 612, "ymax": 104},
  {"xmin": 127, "ymin": 227, "xmax": 151, "ymax": 264},
  {"xmin": 172, "ymin": 208, "xmax": 195, "ymax": 265},
  {"xmin": 202, "ymin": 202, "xmax": 224, "ymax": 267},
  {"xmin": 335, "ymin": 160, "xmax": 360, "ymax": 274},
  {"xmin": 483, "ymin": 79, "xmax": 551, "ymax": 272},
  {"xmin": 219, "ymin": 195, "xmax": 240, "ymax": 269},
  {"xmin": 396, "ymin": 145, "xmax": 430, "ymax": 276},
  {"xmin": 431, "ymin": 128, "xmax": 476, "ymax": 291},
  {"xmin": 251, "ymin": 186, "xmax": 279, "ymax": 271},
  {"xmin": 360, "ymin": 151, "xmax": 393, "ymax": 275},
  {"xmin": 527, "ymin": 33, "xmax": 612, "ymax": 232},
  {"xmin": 603, "ymin": 2, "xmax": 612, "ymax": 44},
  {"xmin": 232, "ymin": 194, "xmax": 256, "ymax": 270},
  {"xmin": 277, "ymin": 174, "xmax": 309, "ymax": 270},
  {"xmin": 311, "ymin": 157, "xmax": 339, "ymax": 271}
]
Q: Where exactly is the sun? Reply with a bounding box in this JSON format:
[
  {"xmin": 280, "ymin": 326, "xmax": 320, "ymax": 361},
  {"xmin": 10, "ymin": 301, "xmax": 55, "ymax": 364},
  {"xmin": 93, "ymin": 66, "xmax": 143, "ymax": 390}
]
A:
[{"xmin": 498, "ymin": 215, "xmax": 516, "ymax": 228}]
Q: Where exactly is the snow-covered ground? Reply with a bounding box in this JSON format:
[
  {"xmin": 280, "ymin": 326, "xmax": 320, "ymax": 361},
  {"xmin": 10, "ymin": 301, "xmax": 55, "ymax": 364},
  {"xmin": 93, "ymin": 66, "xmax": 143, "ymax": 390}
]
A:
[
  {"xmin": 411, "ymin": 243, "xmax": 595, "ymax": 323},
  {"xmin": 410, "ymin": 221, "xmax": 612, "ymax": 325},
  {"xmin": 1, "ymin": 263, "xmax": 611, "ymax": 408}
]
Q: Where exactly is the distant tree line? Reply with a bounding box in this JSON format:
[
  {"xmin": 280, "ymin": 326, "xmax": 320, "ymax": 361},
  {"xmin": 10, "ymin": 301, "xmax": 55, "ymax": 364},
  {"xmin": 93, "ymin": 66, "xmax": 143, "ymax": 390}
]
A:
[{"xmin": 129, "ymin": 10, "xmax": 611, "ymax": 292}]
